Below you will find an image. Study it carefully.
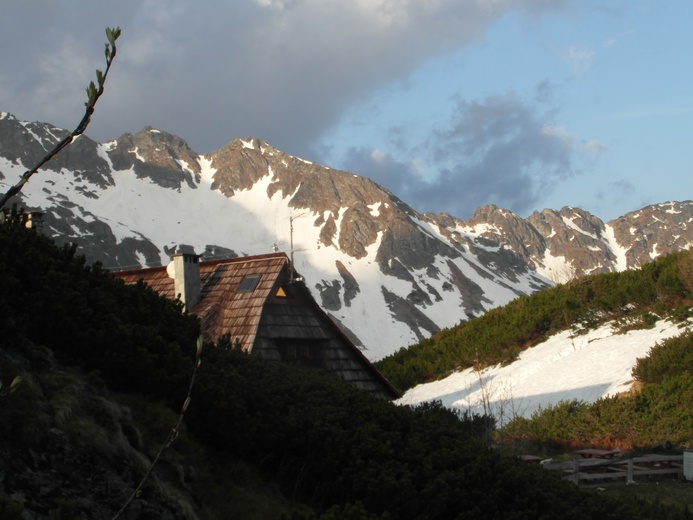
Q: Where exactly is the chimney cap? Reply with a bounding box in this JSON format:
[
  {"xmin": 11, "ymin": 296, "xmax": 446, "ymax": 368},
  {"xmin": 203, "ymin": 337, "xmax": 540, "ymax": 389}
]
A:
[{"xmin": 171, "ymin": 251, "xmax": 200, "ymax": 260}]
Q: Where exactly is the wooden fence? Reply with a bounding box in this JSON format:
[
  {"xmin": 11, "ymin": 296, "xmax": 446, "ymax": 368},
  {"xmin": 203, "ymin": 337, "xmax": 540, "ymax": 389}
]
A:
[{"xmin": 541, "ymin": 454, "xmax": 683, "ymax": 485}]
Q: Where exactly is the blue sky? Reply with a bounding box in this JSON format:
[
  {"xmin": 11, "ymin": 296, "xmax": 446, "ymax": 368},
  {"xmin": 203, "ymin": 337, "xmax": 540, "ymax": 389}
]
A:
[{"xmin": 1, "ymin": 1, "xmax": 691, "ymax": 221}]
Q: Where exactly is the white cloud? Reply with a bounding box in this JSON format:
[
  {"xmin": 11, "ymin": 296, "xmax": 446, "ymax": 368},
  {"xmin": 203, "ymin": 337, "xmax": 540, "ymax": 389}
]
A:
[
  {"xmin": 541, "ymin": 124, "xmax": 574, "ymax": 146},
  {"xmin": 561, "ymin": 45, "xmax": 594, "ymax": 74},
  {"xmin": 370, "ymin": 149, "xmax": 386, "ymax": 164},
  {"xmin": 542, "ymin": 125, "xmax": 606, "ymax": 155},
  {"xmin": 583, "ymin": 139, "xmax": 607, "ymax": 155}
]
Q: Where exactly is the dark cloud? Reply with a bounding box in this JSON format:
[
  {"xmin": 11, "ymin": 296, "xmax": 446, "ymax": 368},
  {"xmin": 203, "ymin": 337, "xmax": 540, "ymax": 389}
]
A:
[
  {"xmin": 0, "ymin": 0, "xmax": 571, "ymax": 158},
  {"xmin": 342, "ymin": 93, "xmax": 579, "ymax": 219}
]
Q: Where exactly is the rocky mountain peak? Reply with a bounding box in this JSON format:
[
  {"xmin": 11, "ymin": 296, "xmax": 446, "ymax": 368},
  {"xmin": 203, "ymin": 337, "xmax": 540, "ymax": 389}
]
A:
[
  {"xmin": 0, "ymin": 112, "xmax": 113, "ymax": 190},
  {"xmin": 207, "ymin": 138, "xmax": 418, "ymax": 261},
  {"xmin": 0, "ymin": 113, "xmax": 69, "ymax": 170},
  {"xmin": 2, "ymin": 114, "xmax": 692, "ymax": 359},
  {"xmin": 525, "ymin": 207, "xmax": 615, "ymax": 278},
  {"xmin": 206, "ymin": 137, "xmax": 277, "ymax": 196},
  {"xmin": 108, "ymin": 127, "xmax": 201, "ymax": 190},
  {"xmin": 608, "ymin": 201, "xmax": 693, "ymax": 269},
  {"xmin": 463, "ymin": 204, "xmax": 546, "ymax": 264}
]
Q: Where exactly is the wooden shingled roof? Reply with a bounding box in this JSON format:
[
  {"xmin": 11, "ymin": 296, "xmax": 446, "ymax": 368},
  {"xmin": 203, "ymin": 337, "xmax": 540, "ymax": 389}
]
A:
[
  {"xmin": 116, "ymin": 253, "xmax": 289, "ymax": 352},
  {"xmin": 116, "ymin": 252, "xmax": 401, "ymax": 399}
]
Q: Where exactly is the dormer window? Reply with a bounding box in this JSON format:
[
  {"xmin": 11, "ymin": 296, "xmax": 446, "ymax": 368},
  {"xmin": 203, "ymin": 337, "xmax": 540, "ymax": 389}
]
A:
[{"xmin": 238, "ymin": 274, "xmax": 261, "ymax": 292}]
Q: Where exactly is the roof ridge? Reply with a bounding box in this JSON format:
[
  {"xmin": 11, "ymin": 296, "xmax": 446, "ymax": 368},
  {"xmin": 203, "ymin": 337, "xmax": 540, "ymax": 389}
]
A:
[{"xmin": 113, "ymin": 251, "xmax": 289, "ymax": 276}]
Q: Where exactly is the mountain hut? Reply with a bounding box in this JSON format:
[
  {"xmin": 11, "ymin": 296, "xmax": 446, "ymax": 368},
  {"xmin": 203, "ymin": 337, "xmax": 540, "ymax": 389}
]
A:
[{"xmin": 115, "ymin": 252, "xmax": 399, "ymax": 400}]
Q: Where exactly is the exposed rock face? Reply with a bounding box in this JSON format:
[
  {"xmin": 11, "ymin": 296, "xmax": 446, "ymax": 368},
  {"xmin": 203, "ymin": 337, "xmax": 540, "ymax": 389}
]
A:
[
  {"xmin": 336, "ymin": 260, "xmax": 360, "ymax": 306},
  {"xmin": 0, "ymin": 115, "xmax": 71, "ymax": 170},
  {"xmin": 526, "ymin": 207, "xmax": 616, "ymax": 276},
  {"xmin": 441, "ymin": 204, "xmax": 615, "ymax": 278},
  {"xmin": 1, "ymin": 112, "xmax": 692, "ymax": 359},
  {"xmin": 108, "ymin": 127, "xmax": 201, "ymax": 191},
  {"xmin": 608, "ymin": 201, "xmax": 693, "ymax": 268},
  {"xmin": 0, "ymin": 114, "xmax": 114, "ymax": 189},
  {"xmin": 381, "ymin": 286, "xmax": 440, "ymax": 342},
  {"xmin": 458, "ymin": 205, "xmax": 547, "ymax": 264},
  {"xmin": 431, "ymin": 202, "xmax": 693, "ymax": 282},
  {"xmin": 315, "ymin": 260, "xmax": 361, "ymax": 311},
  {"xmin": 209, "ymin": 138, "xmax": 274, "ymax": 196}
]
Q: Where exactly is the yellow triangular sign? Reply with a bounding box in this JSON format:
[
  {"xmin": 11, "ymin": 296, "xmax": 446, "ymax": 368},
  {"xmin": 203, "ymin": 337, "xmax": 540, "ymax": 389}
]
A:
[{"xmin": 276, "ymin": 287, "xmax": 287, "ymax": 297}]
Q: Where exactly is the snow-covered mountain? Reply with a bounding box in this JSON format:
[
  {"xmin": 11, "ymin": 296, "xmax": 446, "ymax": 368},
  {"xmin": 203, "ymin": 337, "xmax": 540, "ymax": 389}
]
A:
[{"xmin": 2, "ymin": 112, "xmax": 692, "ymax": 360}]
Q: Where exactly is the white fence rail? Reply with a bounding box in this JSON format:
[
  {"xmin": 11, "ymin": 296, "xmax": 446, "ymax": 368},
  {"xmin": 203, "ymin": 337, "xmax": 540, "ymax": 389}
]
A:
[{"xmin": 542, "ymin": 454, "xmax": 683, "ymax": 485}]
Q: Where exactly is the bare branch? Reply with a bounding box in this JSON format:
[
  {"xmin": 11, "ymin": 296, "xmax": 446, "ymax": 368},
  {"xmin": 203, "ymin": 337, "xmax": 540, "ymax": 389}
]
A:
[
  {"xmin": 111, "ymin": 336, "xmax": 203, "ymax": 520},
  {"xmin": 0, "ymin": 27, "xmax": 121, "ymax": 210}
]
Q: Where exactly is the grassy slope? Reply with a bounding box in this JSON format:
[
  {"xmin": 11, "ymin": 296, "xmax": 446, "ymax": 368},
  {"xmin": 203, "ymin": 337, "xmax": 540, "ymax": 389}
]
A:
[
  {"xmin": 376, "ymin": 248, "xmax": 693, "ymax": 453},
  {"xmin": 376, "ymin": 249, "xmax": 693, "ymax": 393}
]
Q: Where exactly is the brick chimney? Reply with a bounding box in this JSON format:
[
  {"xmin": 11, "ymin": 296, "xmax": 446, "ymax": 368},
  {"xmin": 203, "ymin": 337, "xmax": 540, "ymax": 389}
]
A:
[{"xmin": 167, "ymin": 253, "xmax": 201, "ymax": 310}]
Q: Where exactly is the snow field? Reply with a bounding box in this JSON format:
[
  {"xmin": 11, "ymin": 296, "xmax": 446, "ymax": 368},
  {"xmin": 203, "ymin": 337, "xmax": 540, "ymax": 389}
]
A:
[{"xmin": 398, "ymin": 318, "xmax": 692, "ymax": 421}]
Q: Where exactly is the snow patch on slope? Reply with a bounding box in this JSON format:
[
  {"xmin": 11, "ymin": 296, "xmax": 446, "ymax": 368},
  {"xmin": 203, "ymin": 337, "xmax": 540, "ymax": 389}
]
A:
[
  {"xmin": 602, "ymin": 224, "xmax": 629, "ymax": 271},
  {"xmin": 536, "ymin": 250, "xmax": 572, "ymax": 283},
  {"xmin": 457, "ymin": 222, "xmax": 501, "ymax": 236},
  {"xmin": 289, "ymin": 210, "xmax": 420, "ymax": 359},
  {"xmin": 398, "ymin": 318, "xmax": 692, "ymax": 421},
  {"xmin": 561, "ymin": 213, "xmax": 598, "ymax": 241}
]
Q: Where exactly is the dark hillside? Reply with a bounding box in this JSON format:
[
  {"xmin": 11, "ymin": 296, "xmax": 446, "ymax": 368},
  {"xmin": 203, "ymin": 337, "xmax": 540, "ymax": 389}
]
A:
[
  {"xmin": 0, "ymin": 214, "xmax": 690, "ymax": 519},
  {"xmin": 376, "ymin": 249, "xmax": 693, "ymax": 392},
  {"xmin": 0, "ymin": 207, "xmax": 200, "ymax": 402}
]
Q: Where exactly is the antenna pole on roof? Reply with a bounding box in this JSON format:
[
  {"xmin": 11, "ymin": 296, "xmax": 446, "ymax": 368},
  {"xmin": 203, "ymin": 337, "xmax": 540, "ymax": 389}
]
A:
[
  {"xmin": 290, "ymin": 214, "xmax": 295, "ymax": 282},
  {"xmin": 288, "ymin": 212, "xmax": 308, "ymax": 283}
]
